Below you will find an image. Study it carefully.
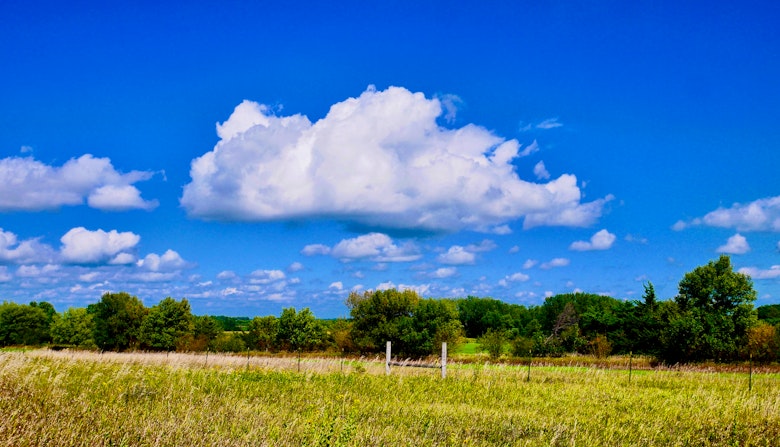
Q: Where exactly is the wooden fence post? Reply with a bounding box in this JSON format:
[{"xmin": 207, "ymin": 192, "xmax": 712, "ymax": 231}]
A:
[
  {"xmin": 441, "ymin": 342, "xmax": 447, "ymax": 378},
  {"xmin": 386, "ymin": 341, "xmax": 391, "ymax": 376}
]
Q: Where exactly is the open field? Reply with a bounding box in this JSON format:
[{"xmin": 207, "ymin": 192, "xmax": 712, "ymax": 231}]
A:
[{"xmin": 1, "ymin": 350, "xmax": 779, "ymax": 446}]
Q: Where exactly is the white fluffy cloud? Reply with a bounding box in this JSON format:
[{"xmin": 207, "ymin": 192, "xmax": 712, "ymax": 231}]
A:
[
  {"xmin": 0, "ymin": 228, "xmax": 53, "ymax": 263},
  {"xmin": 304, "ymin": 233, "xmax": 421, "ymax": 263},
  {"xmin": 569, "ymin": 229, "xmax": 616, "ymax": 251},
  {"xmin": 136, "ymin": 250, "xmax": 192, "ymax": 272},
  {"xmin": 60, "ymin": 227, "xmax": 140, "ymax": 264},
  {"xmin": 0, "ymin": 154, "xmax": 158, "ymax": 211},
  {"xmin": 437, "ymin": 246, "xmax": 476, "ymax": 265},
  {"xmin": 181, "ymin": 86, "xmax": 609, "ymax": 232},
  {"xmin": 249, "ymin": 269, "xmax": 287, "ymax": 284},
  {"xmin": 674, "ymin": 196, "xmax": 780, "ymax": 232},
  {"xmin": 499, "ymin": 271, "xmax": 531, "ymax": 286},
  {"xmin": 716, "ymin": 233, "xmax": 750, "ymax": 255},
  {"xmin": 738, "ymin": 265, "xmax": 780, "ymax": 280}
]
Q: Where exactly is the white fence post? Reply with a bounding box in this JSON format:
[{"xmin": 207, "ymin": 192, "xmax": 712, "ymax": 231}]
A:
[
  {"xmin": 441, "ymin": 342, "xmax": 447, "ymax": 379},
  {"xmin": 386, "ymin": 341, "xmax": 391, "ymax": 376}
]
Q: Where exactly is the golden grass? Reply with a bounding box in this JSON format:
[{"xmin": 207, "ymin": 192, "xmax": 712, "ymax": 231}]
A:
[{"xmin": 1, "ymin": 349, "xmax": 778, "ymax": 446}]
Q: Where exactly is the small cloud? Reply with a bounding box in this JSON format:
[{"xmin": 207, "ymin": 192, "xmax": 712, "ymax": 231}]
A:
[
  {"xmin": 625, "ymin": 234, "xmax": 648, "ymax": 244},
  {"xmin": 136, "ymin": 249, "xmax": 192, "ymax": 272},
  {"xmin": 249, "ymin": 269, "xmax": 286, "ymax": 284},
  {"xmin": 491, "ymin": 225, "xmax": 512, "ymax": 235},
  {"xmin": 499, "ymin": 272, "xmax": 530, "ymax": 286},
  {"xmin": 20, "ymin": 145, "xmax": 33, "ymax": 154},
  {"xmin": 569, "ymin": 229, "xmax": 616, "ymax": 251},
  {"xmin": 437, "ymin": 246, "xmax": 476, "ymax": 265},
  {"xmin": 509, "ymin": 245, "xmax": 520, "ymax": 254},
  {"xmin": 716, "ymin": 233, "xmax": 750, "ymax": 255},
  {"xmin": 288, "ymin": 262, "xmax": 304, "ymax": 272},
  {"xmin": 301, "ymin": 244, "xmax": 331, "ymax": 256},
  {"xmin": 466, "ymin": 239, "xmax": 497, "ymax": 253},
  {"xmin": 536, "ymin": 118, "xmax": 563, "ymax": 130},
  {"xmin": 533, "ymin": 161, "xmax": 550, "ymax": 180},
  {"xmin": 432, "ymin": 267, "xmax": 457, "ymax": 278},
  {"xmin": 541, "ymin": 258, "xmax": 570, "ymax": 269},
  {"xmin": 517, "ymin": 140, "xmax": 540, "ymax": 157},
  {"xmin": 217, "ymin": 270, "xmax": 237, "ymax": 280},
  {"xmin": 522, "ymin": 259, "xmax": 538, "ymax": 269},
  {"xmin": 328, "ymin": 281, "xmax": 344, "ymax": 291}
]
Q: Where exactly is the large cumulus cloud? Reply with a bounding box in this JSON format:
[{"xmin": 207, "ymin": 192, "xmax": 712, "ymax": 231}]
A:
[{"xmin": 181, "ymin": 86, "xmax": 611, "ymax": 232}]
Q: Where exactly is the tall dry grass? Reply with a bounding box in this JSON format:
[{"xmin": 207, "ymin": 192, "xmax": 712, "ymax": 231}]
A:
[{"xmin": 1, "ymin": 349, "xmax": 778, "ymax": 446}]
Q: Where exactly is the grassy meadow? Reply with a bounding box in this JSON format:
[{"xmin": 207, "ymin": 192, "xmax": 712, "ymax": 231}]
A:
[{"xmin": 1, "ymin": 350, "xmax": 779, "ymax": 446}]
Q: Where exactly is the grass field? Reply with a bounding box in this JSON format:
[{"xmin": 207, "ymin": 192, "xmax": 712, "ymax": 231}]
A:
[{"xmin": 1, "ymin": 350, "xmax": 779, "ymax": 446}]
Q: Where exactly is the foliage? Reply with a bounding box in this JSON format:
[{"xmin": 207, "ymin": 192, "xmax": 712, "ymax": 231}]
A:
[
  {"xmin": 478, "ymin": 328, "xmax": 508, "ymax": 360},
  {"xmin": 0, "ymin": 301, "xmax": 52, "ymax": 346},
  {"xmin": 277, "ymin": 307, "xmax": 323, "ymax": 352},
  {"xmin": 50, "ymin": 307, "xmax": 95, "ymax": 348},
  {"xmin": 747, "ymin": 323, "xmax": 779, "ymax": 363},
  {"xmin": 757, "ymin": 304, "xmax": 780, "ymax": 326},
  {"xmin": 659, "ymin": 255, "xmax": 757, "ymax": 363},
  {"xmin": 210, "ymin": 332, "xmax": 246, "ymax": 352},
  {"xmin": 347, "ymin": 289, "xmax": 462, "ymax": 357},
  {"xmin": 138, "ymin": 297, "xmax": 195, "ymax": 351},
  {"xmin": 455, "ymin": 296, "xmax": 531, "ymax": 338},
  {"xmin": 211, "ymin": 315, "xmax": 251, "ymax": 331},
  {"xmin": 244, "ymin": 315, "xmax": 279, "ymax": 351},
  {"xmin": 87, "ymin": 292, "xmax": 148, "ymax": 351}
]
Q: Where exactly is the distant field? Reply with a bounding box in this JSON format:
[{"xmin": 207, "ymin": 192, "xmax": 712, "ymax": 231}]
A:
[{"xmin": 1, "ymin": 350, "xmax": 778, "ymax": 446}]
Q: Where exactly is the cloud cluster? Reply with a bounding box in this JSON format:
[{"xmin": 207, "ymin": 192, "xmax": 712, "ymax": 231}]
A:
[
  {"xmin": 569, "ymin": 229, "xmax": 616, "ymax": 251},
  {"xmin": 182, "ymin": 86, "xmax": 610, "ymax": 232},
  {"xmin": 0, "ymin": 154, "xmax": 158, "ymax": 211},
  {"xmin": 0, "ymin": 227, "xmax": 193, "ymax": 299},
  {"xmin": 302, "ymin": 233, "xmax": 421, "ymax": 262},
  {"xmin": 674, "ymin": 195, "xmax": 780, "ymax": 232}
]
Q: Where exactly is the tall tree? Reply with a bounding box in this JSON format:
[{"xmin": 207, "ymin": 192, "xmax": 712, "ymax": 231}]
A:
[
  {"xmin": 660, "ymin": 255, "xmax": 757, "ymax": 363},
  {"xmin": 0, "ymin": 301, "xmax": 51, "ymax": 346},
  {"xmin": 50, "ymin": 307, "xmax": 95, "ymax": 347},
  {"xmin": 139, "ymin": 297, "xmax": 195, "ymax": 351},
  {"xmin": 277, "ymin": 307, "xmax": 323, "ymax": 352},
  {"xmin": 88, "ymin": 292, "xmax": 148, "ymax": 351}
]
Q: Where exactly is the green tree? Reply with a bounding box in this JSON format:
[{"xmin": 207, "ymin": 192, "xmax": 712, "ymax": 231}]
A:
[
  {"xmin": 478, "ymin": 328, "xmax": 508, "ymax": 360},
  {"xmin": 87, "ymin": 292, "xmax": 148, "ymax": 351},
  {"xmin": 660, "ymin": 255, "xmax": 757, "ymax": 363},
  {"xmin": 0, "ymin": 301, "xmax": 51, "ymax": 346},
  {"xmin": 347, "ymin": 289, "xmax": 420, "ymax": 352},
  {"xmin": 139, "ymin": 297, "xmax": 195, "ymax": 351},
  {"xmin": 277, "ymin": 307, "xmax": 323, "ymax": 352},
  {"xmin": 50, "ymin": 307, "xmax": 95, "ymax": 348},
  {"xmin": 244, "ymin": 315, "xmax": 279, "ymax": 351}
]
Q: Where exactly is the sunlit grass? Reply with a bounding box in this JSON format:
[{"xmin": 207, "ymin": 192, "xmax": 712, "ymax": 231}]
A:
[{"xmin": 1, "ymin": 350, "xmax": 778, "ymax": 446}]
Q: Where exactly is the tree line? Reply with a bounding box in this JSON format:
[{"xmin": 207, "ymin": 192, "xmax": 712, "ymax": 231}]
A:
[{"xmin": 1, "ymin": 255, "xmax": 779, "ymax": 364}]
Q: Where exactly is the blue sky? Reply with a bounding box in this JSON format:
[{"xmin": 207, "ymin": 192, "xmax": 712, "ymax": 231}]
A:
[{"xmin": 2, "ymin": 1, "xmax": 780, "ymax": 317}]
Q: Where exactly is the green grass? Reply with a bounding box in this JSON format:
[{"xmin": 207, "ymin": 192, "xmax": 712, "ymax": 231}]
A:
[
  {"xmin": 1, "ymin": 350, "xmax": 778, "ymax": 446},
  {"xmin": 453, "ymin": 338, "xmax": 480, "ymax": 355}
]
